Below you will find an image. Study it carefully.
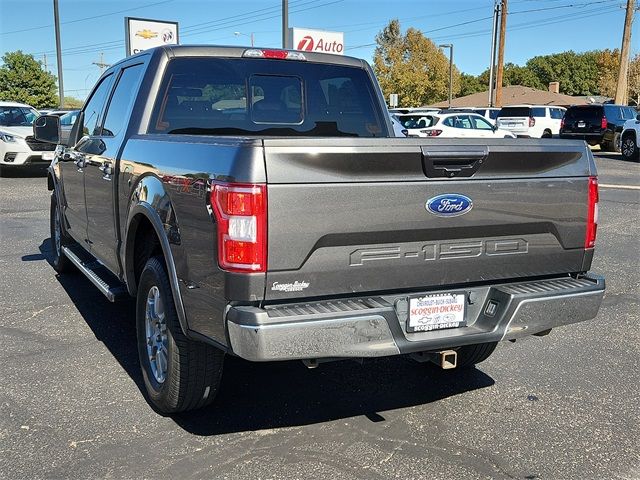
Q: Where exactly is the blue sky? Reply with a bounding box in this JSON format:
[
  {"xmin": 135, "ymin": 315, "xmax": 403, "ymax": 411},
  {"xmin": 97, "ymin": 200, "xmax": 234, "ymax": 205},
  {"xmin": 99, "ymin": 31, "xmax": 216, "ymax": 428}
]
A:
[{"xmin": 1, "ymin": 0, "xmax": 637, "ymax": 100}]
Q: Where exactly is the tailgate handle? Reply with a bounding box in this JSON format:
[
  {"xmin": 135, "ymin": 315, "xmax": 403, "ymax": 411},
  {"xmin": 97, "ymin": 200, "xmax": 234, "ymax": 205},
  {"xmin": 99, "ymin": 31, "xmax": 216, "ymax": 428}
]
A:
[{"xmin": 422, "ymin": 149, "xmax": 488, "ymax": 178}]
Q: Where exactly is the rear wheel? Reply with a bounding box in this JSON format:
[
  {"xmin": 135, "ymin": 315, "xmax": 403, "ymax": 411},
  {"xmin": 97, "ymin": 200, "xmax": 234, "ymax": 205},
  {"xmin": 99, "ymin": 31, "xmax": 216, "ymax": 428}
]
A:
[
  {"xmin": 455, "ymin": 342, "xmax": 498, "ymax": 368},
  {"xmin": 541, "ymin": 129, "xmax": 552, "ymax": 139},
  {"xmin": 136, "ymin": 256, "xmax": 224, "ymax": 413},
  {"xmin": 612, "ymin": 132, "xmax": 622, "ymax": 154},
  {"xmin": 49, "ymin": 193, "xmax": 74, "ymax": 273},
  {"xmin": 621, "ymin": 133, "xmax": 639, "ymax": 162}
]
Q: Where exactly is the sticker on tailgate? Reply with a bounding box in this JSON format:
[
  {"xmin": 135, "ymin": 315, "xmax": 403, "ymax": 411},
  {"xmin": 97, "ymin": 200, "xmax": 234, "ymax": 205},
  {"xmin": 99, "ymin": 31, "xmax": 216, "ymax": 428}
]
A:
[{"xmin": 407, "ymin": 293, "xmax": 466, "ymax": 332}]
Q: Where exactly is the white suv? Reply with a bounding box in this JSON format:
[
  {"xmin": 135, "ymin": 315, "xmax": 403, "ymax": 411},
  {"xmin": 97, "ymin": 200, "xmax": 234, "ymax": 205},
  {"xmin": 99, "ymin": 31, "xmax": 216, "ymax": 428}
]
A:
[
  {"xmin": 0, "ymin": 101, "xmax": 56, "ymax": 175},
  {"xmin": 496, "ymin": 105, "xmax": 566, "ymax": 138},
  {"xmin": 621, "ymin": 112, "xmax": 640, "ymax": 162}
]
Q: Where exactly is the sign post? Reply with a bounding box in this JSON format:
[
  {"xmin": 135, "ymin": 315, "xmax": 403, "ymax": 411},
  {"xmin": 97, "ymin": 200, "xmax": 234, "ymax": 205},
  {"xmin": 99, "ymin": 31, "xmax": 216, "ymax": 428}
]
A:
[{"xmin": 125, "ymin": 17, "xmax": 179, "ymax": 56}]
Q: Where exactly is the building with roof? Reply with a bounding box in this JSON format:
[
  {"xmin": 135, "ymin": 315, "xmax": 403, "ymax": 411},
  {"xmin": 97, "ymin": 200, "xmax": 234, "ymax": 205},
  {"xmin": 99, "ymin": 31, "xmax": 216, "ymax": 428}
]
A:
[{"xmin": 429, "ymin": 85, "xmax": 590, "ymax": 108}]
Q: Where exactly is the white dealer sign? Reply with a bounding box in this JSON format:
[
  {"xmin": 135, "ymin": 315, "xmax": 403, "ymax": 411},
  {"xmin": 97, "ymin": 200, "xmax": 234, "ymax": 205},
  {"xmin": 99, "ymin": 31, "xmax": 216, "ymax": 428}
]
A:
[
  {"xmin": 125, "ymin": 17, "xmax": 179, "ymax": 56},
  {"xmin": 289, "ymin": 27, "xmax": 344, "ymax": 55}
]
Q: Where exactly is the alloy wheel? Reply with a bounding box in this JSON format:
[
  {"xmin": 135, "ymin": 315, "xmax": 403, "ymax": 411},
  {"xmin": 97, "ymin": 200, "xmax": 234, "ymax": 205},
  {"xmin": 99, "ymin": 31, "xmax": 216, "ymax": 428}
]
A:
[{"xmin": 145, "ymin": 286, "xmax": 168, "ymax": 384}]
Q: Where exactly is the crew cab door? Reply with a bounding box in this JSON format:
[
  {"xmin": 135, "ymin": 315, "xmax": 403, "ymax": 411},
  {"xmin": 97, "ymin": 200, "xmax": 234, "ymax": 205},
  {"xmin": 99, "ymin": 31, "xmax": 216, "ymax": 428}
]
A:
[
  {"xmin": 59, "ymin": 73, "xmax": 113, "ymax": 246},
  {"xmin": 84, "ymin": 63, "xmax": 145, "ymax": 274}
]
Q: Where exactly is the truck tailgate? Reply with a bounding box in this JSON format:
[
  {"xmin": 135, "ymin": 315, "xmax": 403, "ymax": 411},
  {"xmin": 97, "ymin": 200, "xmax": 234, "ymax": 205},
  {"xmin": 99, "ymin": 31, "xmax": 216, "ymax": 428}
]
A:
[{"xmin": 263, "ymin": 138, "xmax": 594, "ymax": 301}]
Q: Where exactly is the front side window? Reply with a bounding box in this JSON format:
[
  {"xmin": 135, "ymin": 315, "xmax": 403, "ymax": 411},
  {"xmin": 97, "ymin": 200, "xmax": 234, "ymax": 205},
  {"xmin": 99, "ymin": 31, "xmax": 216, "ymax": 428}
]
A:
[
  {"xmin": 102, "ymin": 64, "xmax": 144, "ymax": 137},
  {"xmin": 471, "ymin": 115, "xmax": 493, "ymax": 130},
  {"xmin": 0, "ymin": 106, "xmax": 39, "ymax": 126},
  {"xmin": 82, "ymin": 74, "xmax": 113, "ymax": 136},
  {"xmin": 149, "ymin": 57, "xmax": 385, "ymax": 137}
]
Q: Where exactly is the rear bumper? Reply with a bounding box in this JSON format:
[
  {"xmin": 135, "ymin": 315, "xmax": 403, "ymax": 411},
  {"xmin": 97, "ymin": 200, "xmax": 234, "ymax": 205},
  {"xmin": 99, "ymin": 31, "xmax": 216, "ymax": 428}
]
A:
[
  {"xmin": 560, "ymin": 132, "xmax": 605, "ymax": 144},
  {"xmin": 226, "ymin": 273, "xmax": 605, "ymax": 361}
]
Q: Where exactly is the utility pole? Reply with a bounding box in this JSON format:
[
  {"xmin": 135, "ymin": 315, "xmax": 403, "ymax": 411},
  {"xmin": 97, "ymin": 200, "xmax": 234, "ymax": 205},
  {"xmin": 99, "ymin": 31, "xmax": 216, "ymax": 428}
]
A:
[
  {"xmin": 43, "ymin": 53, "xmax": 48, "ymax": 72},
  {"xmin": 488, "ymin": 1, "xmax": 500, "ymax": 107},
  {"xmin": 92, "ymin": 52, "xmax": 110, "ymax": 74},
  {"xmin": 495, "ymin": 0, "xmax": 508, "ymax": 107},
  {"xmin": 282, "ymin": 0, "xmax": 289, "ymax": 49},
  {"xmin": 439, "ymin": 44, "xmax": 454, "ymax": 109},
  {"xmin": 615, "ymin": 0, "xmax": 635, "ymax": 105},
  {"xmin": 53, "ymin": 0, "xmax": 64, "ymax": 108}
]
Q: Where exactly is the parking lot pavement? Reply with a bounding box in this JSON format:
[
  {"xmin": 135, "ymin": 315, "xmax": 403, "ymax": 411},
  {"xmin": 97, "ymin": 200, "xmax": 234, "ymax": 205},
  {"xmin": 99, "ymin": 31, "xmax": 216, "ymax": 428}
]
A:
[{"xmin": 0, "ymin": 154, "xmax": 638, "ymax": 480}]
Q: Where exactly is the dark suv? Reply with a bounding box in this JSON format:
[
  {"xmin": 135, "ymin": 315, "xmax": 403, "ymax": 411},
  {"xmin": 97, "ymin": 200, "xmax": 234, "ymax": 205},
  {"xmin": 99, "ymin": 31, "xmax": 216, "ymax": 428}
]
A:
[{"xmin": 560, "ymin": 104, "xmax": 638, "ymax": 152}]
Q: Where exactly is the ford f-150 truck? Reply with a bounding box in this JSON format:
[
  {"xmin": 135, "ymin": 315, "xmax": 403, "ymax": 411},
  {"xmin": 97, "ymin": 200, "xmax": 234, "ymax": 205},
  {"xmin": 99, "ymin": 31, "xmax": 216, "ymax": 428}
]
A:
[{"xmin": 34, "ymin": 45, "xmax": 605, "ymax": 414}]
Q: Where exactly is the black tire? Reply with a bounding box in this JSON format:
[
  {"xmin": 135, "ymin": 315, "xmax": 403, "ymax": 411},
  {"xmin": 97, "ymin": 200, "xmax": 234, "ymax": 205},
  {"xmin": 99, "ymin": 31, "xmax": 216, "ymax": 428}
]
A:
[
  {"xmin": 621, "ymin": 133, "xmax": 639, "ymax": 162},
  {"xmin": 455, "ymin": 342, "xmax": 498, "ymax": 368},
  {"xmin": 542, "ymin": 129, "xmax": 552, "ymax": 139},
  {"xmin": 49, "ymin": 193, "xmax": 74, "ymax": 273},
  {"xmin": 612, "ymin": 132, "xmax": 622, "ymax": 154},
  {"xmin": 136, "ymin": 256, "xmax": 224, "ymax": 413}
]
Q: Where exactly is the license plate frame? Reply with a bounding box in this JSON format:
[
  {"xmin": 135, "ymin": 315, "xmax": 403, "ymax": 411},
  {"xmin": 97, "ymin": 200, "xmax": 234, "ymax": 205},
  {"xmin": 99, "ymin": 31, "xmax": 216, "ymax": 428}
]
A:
[{"xmin": 406, "ymin": 292, "xmax": 467, "ymax": 333}]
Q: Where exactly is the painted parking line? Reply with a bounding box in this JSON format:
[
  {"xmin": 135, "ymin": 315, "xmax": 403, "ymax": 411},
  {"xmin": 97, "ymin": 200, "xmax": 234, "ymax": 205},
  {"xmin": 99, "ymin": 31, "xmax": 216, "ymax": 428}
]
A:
[{"xmin": 599, "ymin": 184, "xmax": 640, "ymax": 190}]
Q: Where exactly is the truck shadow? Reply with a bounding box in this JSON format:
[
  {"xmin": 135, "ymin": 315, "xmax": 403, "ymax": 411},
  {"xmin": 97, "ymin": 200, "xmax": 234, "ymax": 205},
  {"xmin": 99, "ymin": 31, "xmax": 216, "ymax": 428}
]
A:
[{"xmin": 38, "ymin": 238, "xmax": 495, "ymax": 436}]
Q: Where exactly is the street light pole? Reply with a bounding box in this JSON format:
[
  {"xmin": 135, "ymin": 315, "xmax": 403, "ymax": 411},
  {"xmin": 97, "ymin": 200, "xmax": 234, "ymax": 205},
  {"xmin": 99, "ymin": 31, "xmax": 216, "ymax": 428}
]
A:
[
  {"xmin": 234, "ymin": 31, "xmax": 254, "ymax": 46},
  {"xmin": 53, "ymin": 0, "xmax": 64, "ymax": 108},
  {"xmin": 439, "ymin": 44, "xmax": 453, "ymax": 109}
]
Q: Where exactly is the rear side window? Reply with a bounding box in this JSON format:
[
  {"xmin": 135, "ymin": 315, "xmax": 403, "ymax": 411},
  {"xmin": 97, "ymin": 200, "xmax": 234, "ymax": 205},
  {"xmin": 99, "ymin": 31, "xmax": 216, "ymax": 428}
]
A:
[
  {"xmin": 531, "ymin": 107, "xmax": 546, "ymax": 118},
  {"xmin": 497, "ymin": 107, "xmax": 530, "ymax": 118},
  {"xmin": 150, "ymin": 58, "xmax": 385, "ymax": 137},
  {"xmin": 604, "ymin": 105, "xmax": 622, "ymax": 121},
  {"xmin": 550, "ymin": 108, "xmax": 564, "ymax": 119},
  {"xmin": 488, "ymin": 109, "xmax": 499, "ymax": 120}
]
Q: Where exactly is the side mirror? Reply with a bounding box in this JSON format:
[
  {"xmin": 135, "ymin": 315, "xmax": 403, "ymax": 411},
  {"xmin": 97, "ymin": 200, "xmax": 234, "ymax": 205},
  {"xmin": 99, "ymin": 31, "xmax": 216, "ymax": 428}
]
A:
[{"xmin": 33, "ymin": 115, "xmax": 61, "ymax": 145}]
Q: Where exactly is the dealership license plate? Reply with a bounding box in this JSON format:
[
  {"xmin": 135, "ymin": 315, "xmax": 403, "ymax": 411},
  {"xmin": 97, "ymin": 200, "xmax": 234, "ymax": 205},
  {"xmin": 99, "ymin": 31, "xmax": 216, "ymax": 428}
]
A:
[
  {"xmin": 407, "ymin": 293, "xmax": 466, "ymax": 333},
  {"xmin": 41, "ymin": 152, "xmax": 54, "ymax": 161}
]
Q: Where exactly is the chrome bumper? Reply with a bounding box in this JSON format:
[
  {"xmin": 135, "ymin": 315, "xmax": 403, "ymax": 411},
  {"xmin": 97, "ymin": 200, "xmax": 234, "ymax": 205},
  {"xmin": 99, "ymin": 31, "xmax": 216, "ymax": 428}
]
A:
[{"xmin": 226, "ymin": 274, "xmax": 605, "ymax": 362}]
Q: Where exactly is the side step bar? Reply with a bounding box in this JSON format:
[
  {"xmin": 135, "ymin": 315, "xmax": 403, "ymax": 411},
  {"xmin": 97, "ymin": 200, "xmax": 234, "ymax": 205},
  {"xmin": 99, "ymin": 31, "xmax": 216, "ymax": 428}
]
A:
[{"xmin": 61, "ymin": 245, "xmax": 129, "ymax": 302}]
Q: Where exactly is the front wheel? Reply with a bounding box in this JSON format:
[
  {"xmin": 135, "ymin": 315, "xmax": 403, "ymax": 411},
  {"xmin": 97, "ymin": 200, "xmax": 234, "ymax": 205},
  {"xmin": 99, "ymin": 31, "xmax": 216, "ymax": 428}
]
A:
[
  {"xmin": 49, "ymin": 193, "xmax": 74, "ymax": 273},
  {"xmin": 621, "ymin": 134, "xmax": 639, "ymax": 162},
  {"xmin": 136, "ymin": 256, "xmax": 224, "ymax": 413}
]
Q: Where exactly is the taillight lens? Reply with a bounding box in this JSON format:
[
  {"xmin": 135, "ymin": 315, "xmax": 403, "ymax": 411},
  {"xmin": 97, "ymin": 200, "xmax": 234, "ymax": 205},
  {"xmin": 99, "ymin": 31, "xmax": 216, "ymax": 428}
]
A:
[
  {"xmin": 211, "ymin": 182, "xmax": 267, "ymax": 272},
  {"xmin": 421, "ymin": 129, "xmax": 443, "ymax": 136},
  {"xmin": 529, "ymin": 117, "xmax": 535, "ymax": 127},
  {"xmin": 560, "ymin": 118, "xmax": 565, "ymax": 130},
  {"xmin": 585, "ymin": 176, "xmax": 599, "ymax": 249},
  {"xmin": 600, "ymin": 116, "xmax": 607, "ymax": 130}
]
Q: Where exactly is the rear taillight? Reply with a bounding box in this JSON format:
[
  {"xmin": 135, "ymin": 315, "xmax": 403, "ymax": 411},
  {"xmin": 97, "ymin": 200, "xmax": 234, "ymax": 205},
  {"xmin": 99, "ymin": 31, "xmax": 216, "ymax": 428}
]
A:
[
  {"xmin": 600, "ymin": 116, "xmax": 607, "ymax": 130},
  {"xmin": 211, "ymin": 182, "xmax": 267, "ymax": 272},
  {"xmin": 242, "ymin": 48, "xmax": 306, "ymax": 61},
  {"xmin": 585, "ymin": 176, "xmax": 599, "ymax": 249},
  {"xmin": 560, "ymin": 117, "xmax": 565, "ymax": 130},
  {"xmin": 421, "ymin": 129, "xmax": 443, "ymax": 136},
  {"xmin": 529, "ymin": 117, "xmax": 535, "ymax": 127}
]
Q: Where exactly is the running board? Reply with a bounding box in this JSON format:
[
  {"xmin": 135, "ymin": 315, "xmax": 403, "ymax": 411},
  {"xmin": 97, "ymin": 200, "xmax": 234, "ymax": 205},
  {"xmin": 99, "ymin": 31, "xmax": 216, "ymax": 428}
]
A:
[{"xmin": 61, "ymin": 245, "xmax": 129, "ymax": 302}]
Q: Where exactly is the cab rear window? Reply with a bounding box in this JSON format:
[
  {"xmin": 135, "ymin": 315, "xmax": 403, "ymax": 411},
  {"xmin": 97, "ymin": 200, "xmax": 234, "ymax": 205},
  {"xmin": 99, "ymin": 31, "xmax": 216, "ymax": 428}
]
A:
[{"xmin": 149, "ymin": 57, "xmax": 385, "ymax": 137}]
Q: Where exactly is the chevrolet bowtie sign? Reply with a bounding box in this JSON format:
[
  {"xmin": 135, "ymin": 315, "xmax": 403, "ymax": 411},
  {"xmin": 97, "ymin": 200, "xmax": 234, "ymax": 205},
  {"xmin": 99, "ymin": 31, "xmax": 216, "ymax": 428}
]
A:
[
  {"xmin": 289, "ymin": 27, "xmax": 344, "ymax": 55},
  {"xmin": 126, "ymin": 17, "xmax": 179, "ymax": 56}
]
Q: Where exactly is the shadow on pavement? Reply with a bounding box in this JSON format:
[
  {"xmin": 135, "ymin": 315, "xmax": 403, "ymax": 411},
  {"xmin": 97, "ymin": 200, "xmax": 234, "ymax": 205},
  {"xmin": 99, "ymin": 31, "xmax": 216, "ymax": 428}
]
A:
[
  {"xmin": 0, "ymin": 165, "xmax": 48, "ymax": 177},
  {"xmin": 37, "ymin": 238, "xmax": 495, "ymax": 436}
]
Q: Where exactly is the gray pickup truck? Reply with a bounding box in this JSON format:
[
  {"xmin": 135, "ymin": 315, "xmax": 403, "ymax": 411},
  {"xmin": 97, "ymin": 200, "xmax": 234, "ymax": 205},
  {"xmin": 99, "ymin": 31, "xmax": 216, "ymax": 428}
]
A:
[{"xmin": 34, "ymin": 45, "xmax": 605, "ymax": 414}]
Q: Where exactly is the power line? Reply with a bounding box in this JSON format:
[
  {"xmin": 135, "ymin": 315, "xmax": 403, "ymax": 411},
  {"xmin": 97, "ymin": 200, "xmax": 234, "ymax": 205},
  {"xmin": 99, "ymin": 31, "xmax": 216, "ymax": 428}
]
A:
[{"xmin": 1, "ymin": 0, "xmax": 175, "ymax": 35}]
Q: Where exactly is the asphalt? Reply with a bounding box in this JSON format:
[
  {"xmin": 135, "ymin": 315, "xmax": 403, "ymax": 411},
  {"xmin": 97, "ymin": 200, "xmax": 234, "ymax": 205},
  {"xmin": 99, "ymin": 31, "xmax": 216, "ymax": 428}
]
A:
[{"xmin": 0, "ymin": 153, "xmax": 638, "ymax": 480}]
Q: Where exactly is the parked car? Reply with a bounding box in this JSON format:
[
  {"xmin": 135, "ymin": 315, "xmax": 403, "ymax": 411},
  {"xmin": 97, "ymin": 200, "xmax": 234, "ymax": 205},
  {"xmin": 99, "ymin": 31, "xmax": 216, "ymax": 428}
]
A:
[
  {"xmin": 620, "ymin": 112, "xmax": 640, "ymax": 161},
  {"xmin": 404, "ymin": 112, "xmax": 516, "ymax": 138},
  {"xmin": 35, "ymin": 45, "xmax": 604, "ymax": 414},
  {"xmin": 389, "ymin": 113, "xmax": 408, "ymax": 137},
  {"xmin": 472, "ymin": 107, "xmax": 501, "ymax": 125},
  {"xmin": 496, "ymin": 105, "xmax": 565, "ymax": 138},
  {"xmin": 560, "ymin": 104, "xmax": 637, "ymax": 153},
  {"xmin": 395, "ymin": 113, "xmax": 437, "ymax": 136},
  {"xmin": 0, "ymin": 101, "xmax": 56, "ymax": 175}
]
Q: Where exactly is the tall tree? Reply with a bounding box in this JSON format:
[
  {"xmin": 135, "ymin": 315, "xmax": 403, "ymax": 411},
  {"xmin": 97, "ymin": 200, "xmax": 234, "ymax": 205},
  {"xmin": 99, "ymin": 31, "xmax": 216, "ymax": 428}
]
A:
[
  {"xmin": 628, "ymin": 53, "xmax": 640, "ymax": 106},
  {"xmin": 0, "ymin": 51, "xmax": 58, "ymax": 108},
  {"xmin": 596, "ymin": 49, "xmax": 620, "ymax": 99},
  {"xmin": 373, "ymin": 20, "xmax": 459, "ymax": 107},
  {"xmin": 459, "ymin": 73, "xmax": 485, "ymax": 96},
  {"xmin": 525, "ymin": 51, "xmax": 599, "ymax": 96}
]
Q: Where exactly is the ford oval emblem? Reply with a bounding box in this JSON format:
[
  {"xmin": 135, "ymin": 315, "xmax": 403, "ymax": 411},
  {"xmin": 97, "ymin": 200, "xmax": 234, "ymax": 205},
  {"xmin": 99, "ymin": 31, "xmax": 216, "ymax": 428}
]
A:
[{"xmin": 426, "ymin": 194, "xmax": 473, "ymax": 217}]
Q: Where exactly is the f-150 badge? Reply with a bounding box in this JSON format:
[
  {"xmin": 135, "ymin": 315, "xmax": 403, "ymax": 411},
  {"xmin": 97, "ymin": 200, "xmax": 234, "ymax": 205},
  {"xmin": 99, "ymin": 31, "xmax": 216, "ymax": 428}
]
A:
[{"xmin": 426, "ymin": 194, "xmax": 473, "ymax": 217}]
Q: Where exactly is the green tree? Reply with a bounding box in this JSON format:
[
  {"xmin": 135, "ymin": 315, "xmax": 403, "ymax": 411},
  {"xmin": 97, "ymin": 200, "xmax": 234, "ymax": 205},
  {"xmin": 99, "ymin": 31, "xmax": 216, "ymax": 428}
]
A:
[
  {"xmin": 525, "ymin": 51, "xmax": 599, "ymax": 96},
  {"xmin": 458, "ymin": 73, "xmax": 485, "ymax": 96},
  {"xmin": 628, "ymin": 53, "xmax": 640, "ymax": 106},
  {"xmin": 373, "ymin": 20, "xmax": 459, "ymax": 107},
  {"xmin": 0, "ymin": 51, "xmax": 58, "ymax": 108},
  {"xmin": 61, "ymin": 96, "xmax": 84, "ymax": 109},
  {"xmin": 596, "ymin": 49, "xmax": 619, "ymax": 99}
]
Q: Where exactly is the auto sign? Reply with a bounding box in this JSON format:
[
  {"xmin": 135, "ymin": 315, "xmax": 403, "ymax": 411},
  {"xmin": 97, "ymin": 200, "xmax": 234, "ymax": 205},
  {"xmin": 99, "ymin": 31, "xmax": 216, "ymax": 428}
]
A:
[{"xmin": 426, "ymin": 194, "xmax": 473, "ymax": 217}]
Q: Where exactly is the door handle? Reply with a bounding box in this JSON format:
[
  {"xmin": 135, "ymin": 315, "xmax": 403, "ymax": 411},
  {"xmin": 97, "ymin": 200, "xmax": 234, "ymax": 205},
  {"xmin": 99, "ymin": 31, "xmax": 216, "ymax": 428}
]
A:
[
  {"xmin": 421, "ymin": 147, "xmax": 488, "ymax": 178},
  {"xmin": 99, "ymin": 162, "xmax": 113, "ymax": 180}
]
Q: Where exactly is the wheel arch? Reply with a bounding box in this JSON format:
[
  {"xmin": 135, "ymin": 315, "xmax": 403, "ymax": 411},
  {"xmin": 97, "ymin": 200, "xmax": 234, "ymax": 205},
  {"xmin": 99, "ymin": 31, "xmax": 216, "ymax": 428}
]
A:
[{"xmin": 123, "ymin": 175, "xmax": 189, "ymax": 336}]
